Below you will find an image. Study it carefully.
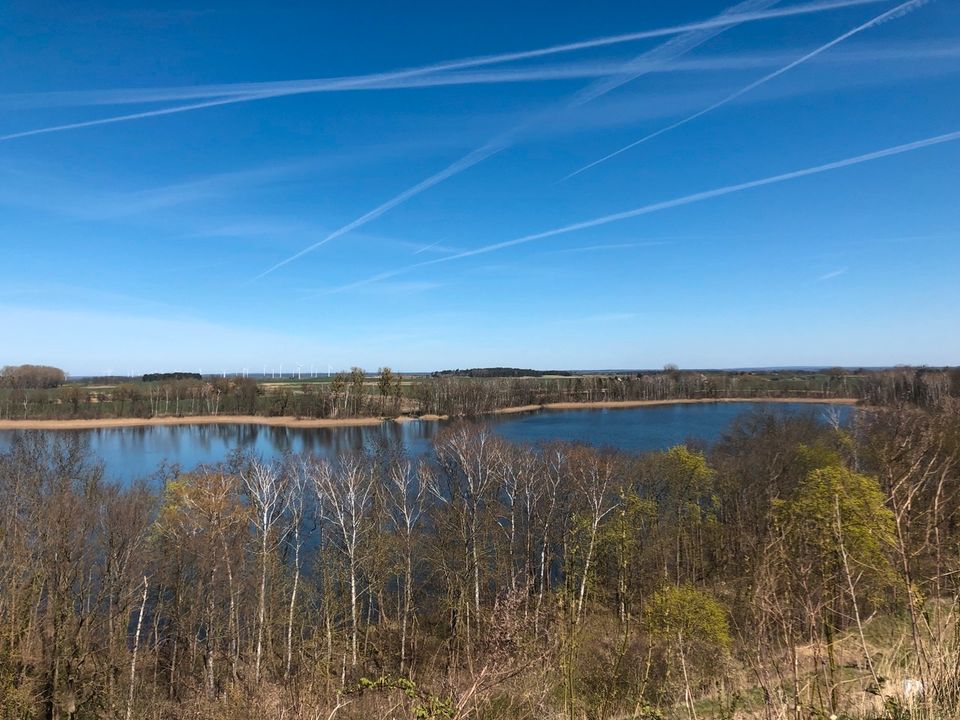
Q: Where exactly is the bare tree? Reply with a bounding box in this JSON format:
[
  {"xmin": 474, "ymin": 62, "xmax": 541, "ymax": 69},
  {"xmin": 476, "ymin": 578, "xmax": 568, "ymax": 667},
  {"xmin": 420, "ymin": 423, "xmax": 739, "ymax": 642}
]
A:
[
  {"xmin": 125, "ymin": 576, "xmax": 148, "ymax": 720},
  {"xmin": 283, "ymin": 456, "xmax": 309, "ymax": 679},
  {"xmin": 569, "ymin": 446, "xmax": 620, "ymax": 624},
  {"xmin": 435, "ymin": 425, "xmax": 503, "ymax": 630},
  {"xmin": 383, "ymin": 455, "xmax": 432, "ymax": 673},
  {"xmin": 240, "ymin": 458, "xmax": 289, "ymax": 684},
  {"xmin": 311, "ymin": 453, "xmax": 375, "ymax": 667}
]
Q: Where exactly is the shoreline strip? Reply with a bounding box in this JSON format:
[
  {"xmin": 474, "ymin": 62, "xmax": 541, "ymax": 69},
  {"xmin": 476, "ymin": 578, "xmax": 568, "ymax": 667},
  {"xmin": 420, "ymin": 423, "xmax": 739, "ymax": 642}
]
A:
[{"xmin": 0, "ymin": 397, "xmax": 858, "ymax": 431}]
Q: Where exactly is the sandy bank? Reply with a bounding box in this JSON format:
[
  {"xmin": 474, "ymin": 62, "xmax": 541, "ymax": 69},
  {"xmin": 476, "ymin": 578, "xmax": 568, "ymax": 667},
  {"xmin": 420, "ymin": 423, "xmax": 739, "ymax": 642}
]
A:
[
  {"xmin": 0, "ymin": 398, "xmax": 858, "ymax": 431},
  {"xmin": 394, "ymin": 414, "xmax": 448, "ymax": 423},
  {"xmin": 490, "ymin": 404, "xmax": 543, "ymax": 415}
]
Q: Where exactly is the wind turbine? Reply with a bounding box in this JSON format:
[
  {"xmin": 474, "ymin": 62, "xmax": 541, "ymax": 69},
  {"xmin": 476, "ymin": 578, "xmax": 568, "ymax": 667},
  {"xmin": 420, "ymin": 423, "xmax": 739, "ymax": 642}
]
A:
[{"xmin": 296, "ymin": 364, "xmax": 302, "ymax": 380}]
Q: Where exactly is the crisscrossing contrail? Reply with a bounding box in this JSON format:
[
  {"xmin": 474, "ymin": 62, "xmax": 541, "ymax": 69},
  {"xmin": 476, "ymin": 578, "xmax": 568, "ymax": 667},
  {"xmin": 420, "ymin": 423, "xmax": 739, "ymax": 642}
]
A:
[
  {"xmin": 562, "ymin": 0, "xmax": 931, "ymax": 181},
  {"xmin": 321, "ymin": 127, "xmax": 960, "ymax": 295}
]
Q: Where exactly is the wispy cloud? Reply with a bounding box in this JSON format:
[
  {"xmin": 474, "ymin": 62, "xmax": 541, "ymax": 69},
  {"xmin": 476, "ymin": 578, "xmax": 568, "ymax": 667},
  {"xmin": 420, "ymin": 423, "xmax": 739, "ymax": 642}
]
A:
[
  {"xmin": 11, "ymin": 40, "xmax": 958, "ymax": 112},
  {"xmin": 0, "ymin": 0, "xmax": 886, "ymax": 142},
  {"xmin": 255, "ymin": 0, "xmax": 827, "ymax": 279},
  {"xmin": 297, "ymin": 280, "xmax": 445, "ymax": 298},
  {"xmin": 356, "ymin": 280, "xmax": 445, "ymax": 295},
  {"xmin": 0, "ymin": 282, "xmax": 180, "ymax": 313},
  {"xmin": 0, "ymin": 161, "xmax": 304, "ymax": 220},
  {"xmin": 529, "ymin": 47, "xmax": 960, "ymax": 144},
  {"xmin": 411, "ymin": 239, "xmax": 463, "ymax": 255},
  {"xmin": 552, "ymin": 241, "xmax": 673, "ymax": 254},
  {"xmin": 323, "ymin": 127, "xmax": 960, "ymax": 294},
  {"xmin": 187, "ymin": 220, "xmax": 306, "ymax": 239},
  {"xmin": 563, "ymin": 0, "xmax": 931, "ymax": 180},
  {"xmin": 818, "ymin": 268, "xmax": 849, "ymax": 281}
]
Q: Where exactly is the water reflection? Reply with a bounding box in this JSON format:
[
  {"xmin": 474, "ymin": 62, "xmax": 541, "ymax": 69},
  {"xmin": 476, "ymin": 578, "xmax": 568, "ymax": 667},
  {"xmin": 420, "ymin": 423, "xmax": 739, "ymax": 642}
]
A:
[{"xmin": 0, "ymin": 402, "xmax": 850, "ymax": 483}]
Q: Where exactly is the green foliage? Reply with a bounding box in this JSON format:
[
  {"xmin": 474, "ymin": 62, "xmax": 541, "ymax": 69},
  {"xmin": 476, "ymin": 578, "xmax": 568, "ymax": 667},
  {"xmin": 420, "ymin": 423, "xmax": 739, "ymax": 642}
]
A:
[
  {"xmin": 598, "ymin": 491, "xmax": 657, "ymax": 547},
  {"xmin": 630, "ymin": 703, "xmax": 667, "ymax": 719},
  {"xmin": 643, "ymin": 584, "xmax": 731, "ymax": 650},
  {"xmin": 794, "ymin": 441, "xmax": 845, "ymax": 476},
  {"xmin": 661, "ymin": 445, "xmax": 713, "ymax": 489},
  {"xmin": 655, "ymin": 445, "xmax": 717, "ymax": 518},
  {"xmin": 353, "ymin": 676, "xmax": 454, "ymax": 719},
  {"xmin": 0, "ymin": 647, "xmax": 35, "ymax": 719},
  {"xmin": 773, "ymin": 465, "xmax": 896, "ymax": 600}
]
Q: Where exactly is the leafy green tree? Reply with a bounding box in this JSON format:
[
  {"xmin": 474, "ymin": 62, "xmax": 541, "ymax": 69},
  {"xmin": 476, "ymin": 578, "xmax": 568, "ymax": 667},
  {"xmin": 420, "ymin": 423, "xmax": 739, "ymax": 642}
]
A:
[
  {"xmin": 647, "ymin": 446, "xmax": 718, "ymax": 585},
  {"xmin": 643, "ymin": 584, "xmax": 731, "ymax": 717},
  {"xmin": 597, "ymin": 489, "xmax": 657, "ymax": 620},
  {"xmin": 772, "ymin": 465, "xmax": 896, "ymax": 710},
  {"xmin": 774, "ymin": 465, "xmax": 895, "ymax": 606}
]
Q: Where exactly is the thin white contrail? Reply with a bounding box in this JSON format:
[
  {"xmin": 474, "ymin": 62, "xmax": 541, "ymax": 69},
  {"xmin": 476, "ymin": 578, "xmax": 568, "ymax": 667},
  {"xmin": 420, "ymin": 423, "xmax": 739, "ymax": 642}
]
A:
[
  {"xmin": 255, "ymin": 0, "xmax": 797, "ymax": 279},
  {"xmin": 563, "ymin": 0, "xmax": 930, "ymax": 181},
  {"xmin": 252, "ymin": 145, "xmax": 507, "ymax": 279},
  {"xmin": 0, "ymin": 95, "xmax": 254, "ymax": 141},
  {"xmin": 322, "ymin": 127, "xmax": 960, "ymax": 294},
  {"xmin": 1, "ymin": 0, "xmax": 885, "ymax": 143},
  {"xmin": 9, "ymin": 38, "xmax": 956, "ymax": 113},
  {"xmin": 412, "ymin": 239, "xmax": 448, "ymax": 255},
  {"xmin": 0, "ymin": 57, "xmax": 824, "ymax": 108},
  {"xmin": 0, "ymin": 60, "xmax": 704, "ymax": 108},
  {"xmin": 16, "ymin": 35, "xmax": 952, "ymax": 110}
]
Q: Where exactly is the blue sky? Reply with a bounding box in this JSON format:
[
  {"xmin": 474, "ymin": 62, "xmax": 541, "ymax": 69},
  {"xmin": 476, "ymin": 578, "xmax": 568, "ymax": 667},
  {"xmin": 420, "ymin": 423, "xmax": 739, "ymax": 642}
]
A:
[{"xmin": 1, "ymin": 0, "xmax": 958, "ymax": 375}]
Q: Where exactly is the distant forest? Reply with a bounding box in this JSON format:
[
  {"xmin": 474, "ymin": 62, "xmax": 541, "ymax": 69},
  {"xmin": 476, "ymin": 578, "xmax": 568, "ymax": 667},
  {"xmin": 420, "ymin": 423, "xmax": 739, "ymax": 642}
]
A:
[
  {"xmin": 141, "ymin": 372, "xmax": 203, "ymax": 382},
  {"xmin": 434, "ymin": 367, "xmax": 575, "ymax": 378},
  {"xmin": 1, "ymin": 364, "xmax": 958, "ymax": 421}
]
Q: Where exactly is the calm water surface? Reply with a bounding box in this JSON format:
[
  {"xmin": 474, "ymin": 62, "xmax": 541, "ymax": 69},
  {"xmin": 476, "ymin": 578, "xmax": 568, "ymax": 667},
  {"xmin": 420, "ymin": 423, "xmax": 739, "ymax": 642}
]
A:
[{"xmin": 0, "ymin": 402, "xmax": 848, "ymax": 482}]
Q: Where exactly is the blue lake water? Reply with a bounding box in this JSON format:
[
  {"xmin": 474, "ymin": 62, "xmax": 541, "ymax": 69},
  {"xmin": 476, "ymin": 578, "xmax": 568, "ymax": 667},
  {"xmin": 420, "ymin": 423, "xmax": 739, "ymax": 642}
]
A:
[{"xmin": 0, "ymin": 402, "xmax": 849, "ymax": 483}]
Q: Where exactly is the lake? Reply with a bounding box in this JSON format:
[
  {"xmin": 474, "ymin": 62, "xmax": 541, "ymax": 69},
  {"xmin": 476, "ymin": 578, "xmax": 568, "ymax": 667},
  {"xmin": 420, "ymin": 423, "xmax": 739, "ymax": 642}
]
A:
[{"xmin": 0, "ymin": 402, "xmax": 850, "ymax": 482}]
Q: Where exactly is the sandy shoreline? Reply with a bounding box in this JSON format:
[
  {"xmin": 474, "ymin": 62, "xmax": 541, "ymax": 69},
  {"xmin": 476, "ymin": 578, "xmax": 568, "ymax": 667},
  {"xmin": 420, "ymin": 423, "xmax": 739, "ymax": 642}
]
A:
[{"xmin": 0, "ymin": 397, "xmax": 857, "ymax": 431}]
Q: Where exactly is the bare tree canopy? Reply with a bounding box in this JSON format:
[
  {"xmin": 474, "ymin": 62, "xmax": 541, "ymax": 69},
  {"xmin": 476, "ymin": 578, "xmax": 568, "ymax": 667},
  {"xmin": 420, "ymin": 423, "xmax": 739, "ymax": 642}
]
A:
[
  {"xmin": 1, "ymin": 402, "xmax": 958, "ymax": 718},
  {"xmin": 0, "ymin": 364, "xmax": 66, "ymax": 389}
]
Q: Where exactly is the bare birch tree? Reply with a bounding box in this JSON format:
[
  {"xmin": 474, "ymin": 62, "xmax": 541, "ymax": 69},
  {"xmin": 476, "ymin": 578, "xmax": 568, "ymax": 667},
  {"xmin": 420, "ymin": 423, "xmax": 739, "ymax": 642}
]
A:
[
  {"xmin": 240, "ymin": 458, "xmax": 289, "ymax": 684},
  {"xmin": 310, "ymin": 453, "xmax": 375, "ymax": 668}
]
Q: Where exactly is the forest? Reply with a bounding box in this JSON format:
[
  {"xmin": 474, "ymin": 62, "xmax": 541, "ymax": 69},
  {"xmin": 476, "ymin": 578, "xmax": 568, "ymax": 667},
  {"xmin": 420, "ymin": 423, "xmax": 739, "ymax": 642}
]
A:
[
  {"xmin": 1, "ymin": 401, "xmax": 958, "ymax": 719},
  {"xmin": 1, "ymin": 366, "xmax": 958, "ymax": 421}
]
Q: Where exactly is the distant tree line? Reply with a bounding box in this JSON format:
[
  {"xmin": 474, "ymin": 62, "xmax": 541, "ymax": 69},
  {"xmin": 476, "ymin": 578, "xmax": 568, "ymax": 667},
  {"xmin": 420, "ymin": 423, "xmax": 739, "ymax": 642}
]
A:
[
  {"xmin": 141, "ymin": 371, "xmax": 202, "ymax": 382},
  {"xmin": 434, "ymin": 367, "xmax": 575, "ymax": 378},
  {"xmin": 0, "ymin": 364, "xmax": 66, "ymax": 389},
  {"xmin": 1, "ymin": 402, "xmax": 958, "ymax": 718},
  {"xmin": 412, "ymin": 366, "xmax": 960, "ymax": 416},
  {"xmin": 1, "ymin": 366, "xmax": 957, "ymax": 421}
]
